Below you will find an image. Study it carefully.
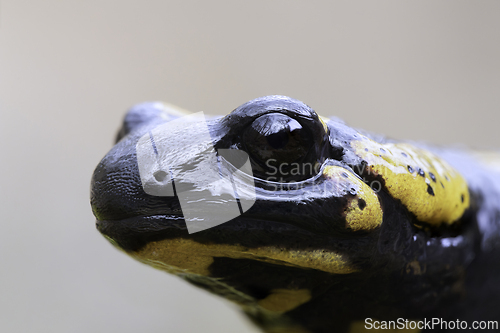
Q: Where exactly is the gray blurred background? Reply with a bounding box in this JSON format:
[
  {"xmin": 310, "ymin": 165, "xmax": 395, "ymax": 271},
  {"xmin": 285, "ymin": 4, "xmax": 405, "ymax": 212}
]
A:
[{"xmin": 1, "ymin": 1, "xmax": 499, "ymax": 332}]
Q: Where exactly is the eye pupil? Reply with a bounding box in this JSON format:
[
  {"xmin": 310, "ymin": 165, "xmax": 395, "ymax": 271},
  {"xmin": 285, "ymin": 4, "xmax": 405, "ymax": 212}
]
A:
[
  {"xmin": 267, "ymin": 131, "xmax": 289, "ymax": 149},
  {"xmin": 243, "ymin": 113, "xmax": 314, "ymax": 180}
]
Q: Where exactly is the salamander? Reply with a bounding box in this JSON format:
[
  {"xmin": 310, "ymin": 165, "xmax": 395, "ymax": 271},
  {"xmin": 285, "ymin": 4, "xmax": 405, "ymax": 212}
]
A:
[{"xmin": 91, "ymin": 96, "xmax": 500, "ymax": 332}]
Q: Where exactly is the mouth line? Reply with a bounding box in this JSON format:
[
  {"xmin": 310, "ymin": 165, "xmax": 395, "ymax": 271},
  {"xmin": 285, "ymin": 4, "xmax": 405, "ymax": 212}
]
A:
[{"xmin": 96, "ymin": 213, "xmax": 355, "ymax": 254}]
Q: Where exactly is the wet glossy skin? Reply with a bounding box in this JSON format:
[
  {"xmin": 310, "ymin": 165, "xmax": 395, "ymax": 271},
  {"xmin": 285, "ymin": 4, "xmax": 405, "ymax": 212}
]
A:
[{"xmin": 91, "ymin": 96, "xmax": 500, "ymax": 333}]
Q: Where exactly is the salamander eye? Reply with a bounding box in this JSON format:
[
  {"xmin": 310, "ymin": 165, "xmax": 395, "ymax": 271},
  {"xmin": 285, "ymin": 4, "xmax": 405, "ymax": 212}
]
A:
[{"xmin": 243, "ymin": 113, "xmax": 314, "ymax": 179}]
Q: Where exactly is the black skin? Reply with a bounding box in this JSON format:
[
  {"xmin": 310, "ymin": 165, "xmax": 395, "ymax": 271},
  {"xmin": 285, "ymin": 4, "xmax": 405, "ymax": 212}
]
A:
[{"xmin": 91, "ymin": 96, "xmax": 500, "ymax": 332}]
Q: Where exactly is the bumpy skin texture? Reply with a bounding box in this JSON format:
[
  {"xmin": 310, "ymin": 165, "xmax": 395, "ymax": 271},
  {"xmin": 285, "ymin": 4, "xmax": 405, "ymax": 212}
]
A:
[{"xmin": 91, "ymin": 96, "xmax": 500, "ymax": 333}]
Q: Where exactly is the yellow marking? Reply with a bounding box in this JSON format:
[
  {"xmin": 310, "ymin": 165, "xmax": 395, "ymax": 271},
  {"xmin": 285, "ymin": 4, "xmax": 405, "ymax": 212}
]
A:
[
  {"xmin": 350, "ymin": 320, "xmax": 420, "ymax": 332},
  {"xmin": 406, "ymin": 261, "xmax": 424, "ymax": 275},
  {"xmin": 323, "ymin": 166, "xmax": 383, "ymax": 231},
  {"xmin": 258, "ymin": 289, "xmax": 311, "ymax": 313},
  {"xmin": 319, "ymin": 116, "xmax": 330, "ymax": 133},
  {"xmin": 351, "ymin": 136, "xmax": 469, "ymax": 226},
  {"xmin": 130, "ymin": 238, "xmax": 357, "ymax": 276},
  {"xmin": 245, "ymin": 301, "xmax": 312, "ymax": 333}
]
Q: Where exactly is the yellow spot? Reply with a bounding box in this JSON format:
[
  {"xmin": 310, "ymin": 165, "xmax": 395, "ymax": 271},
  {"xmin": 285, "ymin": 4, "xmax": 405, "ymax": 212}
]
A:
[
  {"xmin": 323, "ymin": 166, "xmax": 383, "ymax": 231},
  {"xmin": 130, "ymin": 238, "xmax": 357, "ymax": 276},
  {"xmin": 258, "ymin": 289, "xmax": 312, "ymax": 313},
  {"xmin": 319, "ymin": 116, "xmax": 330, "ymax": 133},
  {"xmin": 351, "ymin": 136, "xmax": 469, "ymax": 226},
  {"xmin": 406, "ymin": 261, "xmax": 424, "ymax": 275}
]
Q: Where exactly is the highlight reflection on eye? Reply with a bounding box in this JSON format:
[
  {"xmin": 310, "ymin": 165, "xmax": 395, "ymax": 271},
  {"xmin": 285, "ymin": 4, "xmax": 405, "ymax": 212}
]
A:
[{"xmin": 243, "ymin": 113, "xmax": 313, "ymax": 169}]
